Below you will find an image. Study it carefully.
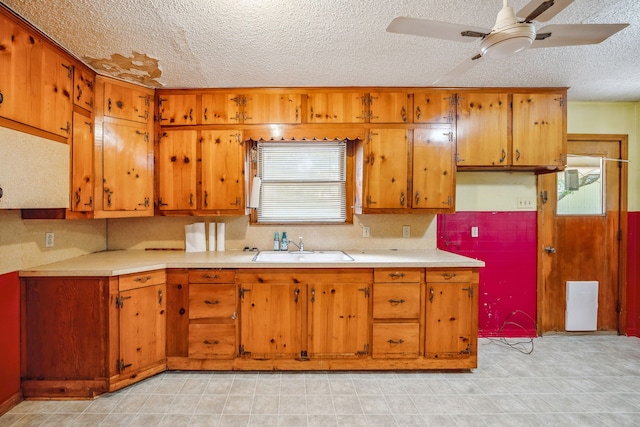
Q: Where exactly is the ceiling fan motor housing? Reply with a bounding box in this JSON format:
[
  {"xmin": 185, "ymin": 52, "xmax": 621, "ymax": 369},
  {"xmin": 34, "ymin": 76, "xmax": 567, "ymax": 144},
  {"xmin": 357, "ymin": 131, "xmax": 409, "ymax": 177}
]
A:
[{"xmin": 480, "ymin": 23, "xmax": 536, "ymax": 59}]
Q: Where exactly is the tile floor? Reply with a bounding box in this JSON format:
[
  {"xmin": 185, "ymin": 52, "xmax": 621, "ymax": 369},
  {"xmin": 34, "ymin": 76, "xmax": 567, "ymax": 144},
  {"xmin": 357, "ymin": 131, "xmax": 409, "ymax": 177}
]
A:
[{"xmin": 1, "ymin": 335, "xmax": 639, "ymax": 426}]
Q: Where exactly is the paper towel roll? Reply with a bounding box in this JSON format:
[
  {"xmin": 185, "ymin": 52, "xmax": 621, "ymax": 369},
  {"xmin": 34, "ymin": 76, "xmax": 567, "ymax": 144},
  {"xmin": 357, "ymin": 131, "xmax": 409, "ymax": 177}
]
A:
[
  {"xmin": 248, "ymin": 176, "xmax": 261, "ymax": 208},
  {"xmin": 216, "ymin": 222, "xmax": 226, "ymax": 252},
  {"xmin": 185, "ymin": 222, "xmax": 206, "ymax": 252},
  {"xmin": 208, "ymin": 222, "xmax": 216, "ymax": 251}
]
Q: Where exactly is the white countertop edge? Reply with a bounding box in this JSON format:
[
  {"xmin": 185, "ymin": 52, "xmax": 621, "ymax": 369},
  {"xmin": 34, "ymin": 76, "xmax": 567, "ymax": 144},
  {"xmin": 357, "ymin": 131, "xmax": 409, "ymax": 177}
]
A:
[{"xmin": 19, "ymin": 249, "xmax": 485, "ymax": 277}]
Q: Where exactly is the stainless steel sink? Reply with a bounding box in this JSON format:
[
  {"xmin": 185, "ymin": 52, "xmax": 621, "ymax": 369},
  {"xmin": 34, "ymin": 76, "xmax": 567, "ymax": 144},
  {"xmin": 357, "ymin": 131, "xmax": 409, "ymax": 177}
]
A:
[{"xmin": 252, "ymin": 250, "xmax": 354, "ymax": 262}]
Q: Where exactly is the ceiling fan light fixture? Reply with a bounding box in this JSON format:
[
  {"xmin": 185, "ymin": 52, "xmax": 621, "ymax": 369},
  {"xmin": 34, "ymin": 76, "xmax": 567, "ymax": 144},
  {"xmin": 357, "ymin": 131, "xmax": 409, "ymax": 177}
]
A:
[{"xmin": 480, "ymin": 23, "xmax": 536, "ymax": 59}]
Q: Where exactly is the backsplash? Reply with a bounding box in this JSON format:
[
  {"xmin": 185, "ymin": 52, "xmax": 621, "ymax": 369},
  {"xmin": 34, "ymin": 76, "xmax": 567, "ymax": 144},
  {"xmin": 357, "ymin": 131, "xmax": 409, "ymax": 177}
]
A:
[{"xmin": 106, "ymin": 214, "xmax": 438, "ymax": 251}]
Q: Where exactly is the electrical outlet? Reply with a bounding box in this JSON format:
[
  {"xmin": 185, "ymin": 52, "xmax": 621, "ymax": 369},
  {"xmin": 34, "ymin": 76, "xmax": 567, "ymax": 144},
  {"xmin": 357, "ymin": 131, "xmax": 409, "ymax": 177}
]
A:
[
  {"xmin": 45, "ymin": 232, "xmax": 54, "ymax": 248},
  {"xmin": 517, "ymin": 197, "xmax": 535, "ymax": 209},
  {"xmin": 471, "ymin": 226, "xmax": 479, "ymax": 238},
  {"xmin": 402, "ymin": 225, "xmax": 410, "ymax": 238},
  {"xmin": 362, "ymin": 226, "xmax": 370, "ymax": 238}
]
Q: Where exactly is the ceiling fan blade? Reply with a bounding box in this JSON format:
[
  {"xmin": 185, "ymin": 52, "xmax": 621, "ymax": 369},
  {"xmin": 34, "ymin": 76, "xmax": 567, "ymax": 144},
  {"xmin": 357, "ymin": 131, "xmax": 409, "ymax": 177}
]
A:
[
  {"xmin": 386, "ymin": 17, "xmax": 490, "ymax": 43},
  {"xmin": 517, "ymin": 0, "xmax": 574, "ymax": 22},
  {"xmin": 531, "ymin": 24, "xmax": 629, "ymax": 48},
  {"xmin": 433, "ymin": 54, "xmax": 484, "ymax": 85}
]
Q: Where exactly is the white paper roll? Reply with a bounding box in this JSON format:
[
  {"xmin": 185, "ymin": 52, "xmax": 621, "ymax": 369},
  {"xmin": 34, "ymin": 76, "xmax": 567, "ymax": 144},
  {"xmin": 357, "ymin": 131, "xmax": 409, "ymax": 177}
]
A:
[
  {"xmin": 208, "ymin": 222, "xmax": 216, "ymax": 251},
  {"xmin": 185, "ymin": 222, "xmax": 206, "ymax": 252},
  {"xmin": 248, "ymin": 176, "xmax": 261, "ymax": 208},
  {"xmin": 216, "ymin": 222, "xmax": 226, "ymax": 252}
]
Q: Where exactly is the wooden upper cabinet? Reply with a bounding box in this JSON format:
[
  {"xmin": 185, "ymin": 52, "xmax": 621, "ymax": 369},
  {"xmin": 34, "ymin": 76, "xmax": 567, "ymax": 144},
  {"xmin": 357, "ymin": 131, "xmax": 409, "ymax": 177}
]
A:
[
  {"xmin": 158, "ymin": 93, "xmax": 197, "ymax": 126},
  {"xmin": 456, "ymin": 92, "xmax": 509, "ymax": 167},
  {"xmin": 201, "ymin": 130, "xmax": 244, "ymax": 212},
  {"xmin": 243, "ymin": 92, "xmax": 302, "ymax": 124},
  {"xmin": 201, "ymin": 93, "xmax": 240, "ymax": 124},
  {"xmin": 71, "ymin": 111, "xmax": 94, "ymax": 212},
  {"xmin": 512, "ymin": 92, "xmax": 565, "ymax": 168},
  {"xmin": 103, "ymin": 80, "xmax": 151, "ymax": 124},
  {"xmin": 157, "ymin": 130, "xmax": 197, "ymax": 211},
  {"xmin": 73, "ymin": 65, "xmax": 95, "ymax": 111},
  {"xmin": 0, "ymin": 18, "xmax": 42, "ymax": 127},
  {"xmin": 369, "ymin": 91, "xmax": 409, "ymax": 123},
  {"xmin": 413, "ymin": 126, "xmax": 455, "ymax": 211},
  {"xmin": 413, "ymin": 91, "xmax": 455, "ymax": 124},
  {"xmin": 40, "ymin": 45, "xmax": 73, "ymax": 138},
  {"xmin": 306, "ymin": 92, "xmax": 366, "ymax": 123},
  {"xmin": 364, "ymin": 129, "xmax": 408, "ymax": 210},
  {"xmin": 102, "ymin": 121, "xmax": 152, "ymax": 211}
]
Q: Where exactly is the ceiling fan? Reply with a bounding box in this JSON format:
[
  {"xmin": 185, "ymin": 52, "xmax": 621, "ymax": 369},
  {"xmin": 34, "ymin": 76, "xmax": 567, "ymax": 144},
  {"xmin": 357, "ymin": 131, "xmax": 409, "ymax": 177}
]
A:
[{"xmin": 386, "ymin": 0, "xmax": 629, "ymax": 84}]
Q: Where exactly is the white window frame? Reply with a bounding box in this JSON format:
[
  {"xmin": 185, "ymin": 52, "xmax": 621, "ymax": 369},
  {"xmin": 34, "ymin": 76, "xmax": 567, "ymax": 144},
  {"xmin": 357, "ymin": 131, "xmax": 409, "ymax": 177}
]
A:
[{"xmin": 256, "ymin": 141, "xmax": 347, "ymax": 223}]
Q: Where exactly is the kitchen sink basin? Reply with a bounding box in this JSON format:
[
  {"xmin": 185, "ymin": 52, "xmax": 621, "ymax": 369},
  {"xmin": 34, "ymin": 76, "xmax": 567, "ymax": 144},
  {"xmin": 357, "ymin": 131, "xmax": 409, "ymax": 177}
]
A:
[{"xmin": 252, "ymin": 250, "xmax": 354, "ymax": 262}]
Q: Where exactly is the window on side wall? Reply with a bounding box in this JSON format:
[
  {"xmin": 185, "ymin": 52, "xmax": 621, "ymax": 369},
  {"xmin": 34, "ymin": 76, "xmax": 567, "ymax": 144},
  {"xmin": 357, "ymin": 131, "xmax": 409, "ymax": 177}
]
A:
[{"xmin": 255, "ymin": 141, "xmax": 350, "ymax": 224}]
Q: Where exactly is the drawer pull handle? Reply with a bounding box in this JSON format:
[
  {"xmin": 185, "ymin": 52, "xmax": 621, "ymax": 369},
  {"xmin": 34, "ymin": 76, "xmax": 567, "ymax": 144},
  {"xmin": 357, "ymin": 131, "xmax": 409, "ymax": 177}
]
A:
[
  {"xmin": 429, "ymin": 287, "xmax": 434, "ymax": 303},
  {"xmin": 203, "ymin": 274, "xmax": 219, "ymax": 280},
  {"xmin": 388, "ymin": 272, "xmax": 406, "ymax": 279},
  {"xmin": 387, "ymin": 339, "xmax": 405, "ymax": 344},
  {"xmin": 388, "ymin": 298, "xmax": 405, "ymax": 305},
  {"xmin": 231, "ymin": 311, "xmax": 237, "ymax": 320},
  {"xmin": 204, "ymin": 339, "xmax": 220, "ymax": 345},
  {"xmin": 442, "ymin": 273, "xmax": 457, "ymax": 280},
  {"xmin": 134, "ymin": 276, "xmax": 152, "ymax": 283},
  {"xmin": 204, "ymin": 299, "xmax": 220, "ymax": 305}
]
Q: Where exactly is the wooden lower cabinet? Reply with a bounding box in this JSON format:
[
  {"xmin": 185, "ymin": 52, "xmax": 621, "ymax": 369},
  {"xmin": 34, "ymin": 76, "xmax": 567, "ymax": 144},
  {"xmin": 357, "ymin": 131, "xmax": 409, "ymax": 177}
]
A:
[
  {"xmin": 425, "ymin": 269, "xmax": 478, "ymax": 359},
  {"xmin": 21, "ymin": 270, "xmax": 166, "ymax": 398}
]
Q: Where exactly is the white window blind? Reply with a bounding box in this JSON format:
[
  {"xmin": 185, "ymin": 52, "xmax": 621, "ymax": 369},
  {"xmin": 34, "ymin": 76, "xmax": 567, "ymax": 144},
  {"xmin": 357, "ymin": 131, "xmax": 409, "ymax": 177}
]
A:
[{"xmin": 257, "ymin": 141, "xmax": 347, "ymax": 223}]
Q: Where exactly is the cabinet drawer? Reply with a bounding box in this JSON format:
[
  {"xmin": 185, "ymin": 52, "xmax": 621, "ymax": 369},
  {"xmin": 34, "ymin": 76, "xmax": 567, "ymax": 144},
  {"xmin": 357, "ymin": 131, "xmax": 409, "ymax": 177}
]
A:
[
  {"xmin": 374, "ymin": 269, "xmax": 421, "ymax": 283},
  {"xmin": 373, "ymin": 284, "xmax": 420, "ymax": 319},
  {"xmin": 189, "ymin": 284, "xmax": 236, "ymax": 319},
  {"xmin": 372, "ymin": 323, "xmax": 420, "ymax": 358},
  {"xmin": 426, "ymin": 269, "xmax": 473, "ymax": 283},
  {"xmin": 189, "ymin": 324, "xmax": 236, "ymax": 358},
  {"xmin": 189, "ymin": 269, "xmax": 236, "ymax": 284},
  {"xmin": 119, "ymin": 270, "xmax": 166, "ymax": 291}
]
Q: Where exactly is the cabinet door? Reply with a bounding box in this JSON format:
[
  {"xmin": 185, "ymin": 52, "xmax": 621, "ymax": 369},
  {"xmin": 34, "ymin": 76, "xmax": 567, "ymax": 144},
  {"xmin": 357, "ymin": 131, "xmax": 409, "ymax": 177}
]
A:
[
  {"xmin": 412, "ymin": 126, "xmax": 455, "ymax": 210},
  {"xmin": 308, "ymin": 283, "xmax": 369, "ymax": 357},
  {"xmin": 239, "ymin": 284, "xmax": 304, "ymax": 358},
  {"xmin": 307, "ymin": 92, "xmax": 366, "ymax": 123},
  {"xmin": 413, "ymin": 91, "xmax": 455, "ymax": 124},
  {"xmin": 103, "ymin": 81, "xmax": 151, "ymax": 123},
  {"xmin": 457, "ymin": 92, "xmax": 509, "ymax": 166},
  {"xmin": 512, "ymin": 93, "xmax": 565, "ymax": 167},
  {"xmin": 425, "ymin": 282, "xmax": 475, "ymax": 357},
  {"xmin": 157, "ymin": 130, "xmax": 197, "ymax": 210},
  {"xmin": 369, "ymin": 92, "xmax": 409, "ymax": 123},
  {"xmin": 158, "ymin": 94, "xmax": 197, "ymax": 126},
  {"xmin": 364, "ymin": 129, "xmax": 408, "ymax": 209},
  {"xmin": 71, "ymin": 111, "xmax": 94, "ymax": 211},
  {"xmin": 201, "ymin": 130, "xmax": 244, "ymax": 212},
  {"xmin": 0, "ymin": 20, "xmax": 43, "ymax": 127},
  {"xmin": 201, "ymin": 93, "xmax": 241, "ymax": 124},
  {"xmin": 118, "ymin": 284, "xmax": 166, "ymax": 374},
  {"xmin": 102, "ymin": 121, "xmax": 152, "ymax": 211},
  {"xmin": 244, "ymin": 92, "xmax": 302, "ymax": 124},
  {"xmin": 40, "ymin": 46, "xmax": 73, "ymax": 138},
  {"xmin": 73, "ymin": 65, "xmax": 95, "ymax": 111}
]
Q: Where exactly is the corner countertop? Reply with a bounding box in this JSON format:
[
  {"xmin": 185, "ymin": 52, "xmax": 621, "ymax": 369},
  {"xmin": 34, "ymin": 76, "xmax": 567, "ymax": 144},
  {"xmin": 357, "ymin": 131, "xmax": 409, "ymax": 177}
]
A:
[{"xmin": 19, "ymin": 249, "xmax": 485, "ymax": 277}]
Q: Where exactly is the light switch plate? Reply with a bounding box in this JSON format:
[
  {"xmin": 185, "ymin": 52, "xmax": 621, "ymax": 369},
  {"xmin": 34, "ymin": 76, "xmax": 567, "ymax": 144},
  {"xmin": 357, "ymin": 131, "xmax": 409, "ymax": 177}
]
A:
[
  {"xmin": 471, "ymin": 226, "xmax": 479, "ymax": 238},
  {"xmin": 362, "ymin": 226, "xmax": 370, "ymax": 238}
]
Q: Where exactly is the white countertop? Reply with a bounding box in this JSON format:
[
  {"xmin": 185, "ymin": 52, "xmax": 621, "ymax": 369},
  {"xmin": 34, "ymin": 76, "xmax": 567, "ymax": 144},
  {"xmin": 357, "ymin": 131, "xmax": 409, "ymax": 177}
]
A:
[{"xmin": 19, "ymin": 249, "xmax": 485, "ymax": 277}]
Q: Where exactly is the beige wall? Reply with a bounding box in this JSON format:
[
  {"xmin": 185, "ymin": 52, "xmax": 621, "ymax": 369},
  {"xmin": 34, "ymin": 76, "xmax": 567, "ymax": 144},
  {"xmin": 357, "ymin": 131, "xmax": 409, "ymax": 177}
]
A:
[
  {"xmin": 0, "ymin": 210, "xmax": 106, "ymax": 275},
  {"xmin": 106, "ymin": 214, "xmax": 437, "ymax": 252}
]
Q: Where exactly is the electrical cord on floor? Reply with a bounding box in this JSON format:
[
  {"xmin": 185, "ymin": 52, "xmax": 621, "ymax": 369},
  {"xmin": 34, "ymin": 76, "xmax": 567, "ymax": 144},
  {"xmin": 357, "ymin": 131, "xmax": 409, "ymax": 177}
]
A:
[{"xmin": 487, "ymin": 309, "xmax": 536, "ymax": 354}]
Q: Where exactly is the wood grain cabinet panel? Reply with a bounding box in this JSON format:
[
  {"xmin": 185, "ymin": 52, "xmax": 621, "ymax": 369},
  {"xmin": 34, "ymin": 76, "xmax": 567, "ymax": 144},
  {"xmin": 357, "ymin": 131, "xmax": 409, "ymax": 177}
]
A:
[
  {"xmin": 369, "ymin": 91, "xmax": 409, "ymax": 123},
  {"xmin": 364, "ymin": 128, "xmax": 409, "ymax": 210},
  {"xmin": 413, "ymin": 91, "xmax": 455, "ymax": 124},
  {"xmin": 157, "ymin": 130, "xmax": 197, "ymax": 211},
  {"xmin": 189, "ymin": 324, "xmax": 236, "ymax": 358},
  {"xmin": 201, "ymin": 93, "xmax": 240, "ymax": 124},
  {"xmin": 244, "ymin": 92, "xmax": 302, "ymax": 124},
  {"xmin": 306, "ymin": 92, "xmax": 366, "ymax": 123},
  {"xmin": 103, "ymin": 80, "xmax": 151, "ymax": 124},
  {"xmin": 412, "ymin": 126, "xmax": 455, "ymax": 211},
  {"xmin": 189, "ymin": 284, "xmax": 236, "ymax": 320},
  {"xmin": 372, "ymin": 323, "xmax": 420, "ymax": 358},
  {"xmin": 158, "ymin": 94, "xmax": 197, "ymax": 126},
  {"xmin": 373, "ymin": 284, "xmax": 420, "ymax": 319},
  {"xmin": 71, "ymin": 110, "xmax": 94, "ymax": 212},
  {"xmin": 201, "ymin": 130, "xmax": 245, "ymax": 213}
]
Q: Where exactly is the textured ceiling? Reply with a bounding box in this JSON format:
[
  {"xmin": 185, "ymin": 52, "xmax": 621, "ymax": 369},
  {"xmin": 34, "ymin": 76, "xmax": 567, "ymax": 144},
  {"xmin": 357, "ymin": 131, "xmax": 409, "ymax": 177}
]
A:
[{"xmin": 2, "ymin": 0, "xmax": 639, "ymax": 101}]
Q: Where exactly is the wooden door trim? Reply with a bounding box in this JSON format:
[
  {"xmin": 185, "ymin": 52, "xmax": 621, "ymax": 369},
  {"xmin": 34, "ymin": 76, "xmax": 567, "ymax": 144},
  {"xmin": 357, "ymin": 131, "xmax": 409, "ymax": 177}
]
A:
[{"xmin": 537, "ymin": 133, "xmax": 628, "ymax": 335}]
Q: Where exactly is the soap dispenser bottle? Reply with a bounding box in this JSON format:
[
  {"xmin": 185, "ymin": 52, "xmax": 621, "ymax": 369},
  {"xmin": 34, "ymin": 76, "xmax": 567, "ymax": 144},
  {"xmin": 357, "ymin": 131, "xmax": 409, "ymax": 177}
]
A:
[
  {"xmin": 281, "ymin": 232, "xmax": 288, "ymax": 251},
  {"xmin": 273, "ymin": 232, "xmax": 280, "ymax": 251}
]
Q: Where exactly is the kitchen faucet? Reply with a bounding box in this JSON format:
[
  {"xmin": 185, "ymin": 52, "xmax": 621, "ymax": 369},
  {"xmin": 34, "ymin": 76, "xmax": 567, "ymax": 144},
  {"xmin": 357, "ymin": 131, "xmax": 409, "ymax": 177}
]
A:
[{"xmin": 287, "ymin": 236, "xmax": 304, "ymax": 252}]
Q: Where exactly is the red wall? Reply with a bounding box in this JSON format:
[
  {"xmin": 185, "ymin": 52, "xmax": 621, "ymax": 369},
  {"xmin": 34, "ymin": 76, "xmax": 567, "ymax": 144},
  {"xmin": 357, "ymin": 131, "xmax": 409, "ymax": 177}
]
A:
[
  {"xmin": 438, "ymin": 212, "xmax": 538, "ymax": 337},
  {"xmin": 0, "ymin": 271, "xmax": 21, "ymax": 407},
  {"xmin": 627, "ymin": 212, "xmax": 640, "ymax": 337}
]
